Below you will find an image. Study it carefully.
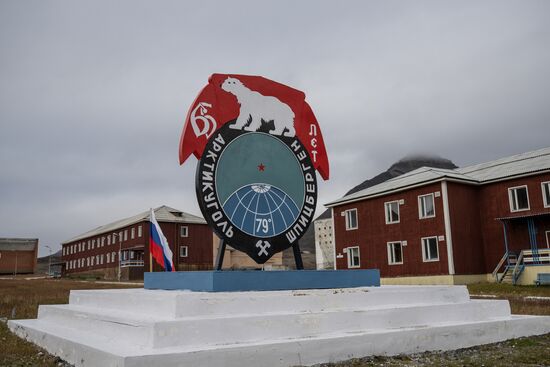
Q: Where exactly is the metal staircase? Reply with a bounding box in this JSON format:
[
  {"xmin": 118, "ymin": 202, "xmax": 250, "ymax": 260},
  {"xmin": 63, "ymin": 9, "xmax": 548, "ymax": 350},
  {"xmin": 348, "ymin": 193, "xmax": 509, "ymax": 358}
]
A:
[
  {"xmin": 493, "ymin": 249, "xmax": 550, "ymax": 285},
  {"xmin": 492, "ymin": 252, "xmax": 517, "ymax": 284}
]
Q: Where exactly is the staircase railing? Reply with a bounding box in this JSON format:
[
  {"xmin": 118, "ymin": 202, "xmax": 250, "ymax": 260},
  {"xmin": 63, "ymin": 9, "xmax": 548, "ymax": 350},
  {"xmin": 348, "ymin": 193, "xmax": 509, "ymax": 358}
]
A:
[
  {"xmin": 492, "ymin": 251, "xmax": 508, "ymax": 281},
  {"xmin": 523, "ymin": 248, "xmax": 550, "ymax": 265},
  {"xmin": 511, "ymin": 251, "xmax": 524, "ymax": 285}
]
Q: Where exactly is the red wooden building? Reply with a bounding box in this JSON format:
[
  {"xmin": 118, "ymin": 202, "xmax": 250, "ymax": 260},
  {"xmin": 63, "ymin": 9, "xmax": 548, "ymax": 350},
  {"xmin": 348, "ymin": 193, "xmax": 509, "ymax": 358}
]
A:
[
  {"xmin": 61, "ymin": 206, "xmax": 213, "ymax": 280},
  {"xmin": 326, "ymin": 148, "xmax": 550, "ymax": 285},
  {"xmin": 0, "ymin": 238, "xmax": 39, "ymax": 275}
]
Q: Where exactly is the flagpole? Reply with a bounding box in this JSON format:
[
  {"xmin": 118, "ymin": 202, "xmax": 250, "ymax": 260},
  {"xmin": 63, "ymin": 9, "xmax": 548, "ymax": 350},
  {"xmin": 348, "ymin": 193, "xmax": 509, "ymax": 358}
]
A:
[{"xmin": 149, "ymin": 208, "xmax": 153, "ymax": 272}]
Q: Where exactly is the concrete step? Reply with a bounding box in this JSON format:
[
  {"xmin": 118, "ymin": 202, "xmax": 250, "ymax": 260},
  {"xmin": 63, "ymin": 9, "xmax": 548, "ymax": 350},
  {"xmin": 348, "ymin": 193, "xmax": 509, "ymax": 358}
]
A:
[
  {"xmin": 68, "ymin": 286, "xmax": 470, "ymax": 318},
  {"xmin": 36, "ymin": 299, "xmax": 510, "ymax": 349},
  {"xmin": 9, "ymin": 314, "xmax": 550, "ymax": 367}
]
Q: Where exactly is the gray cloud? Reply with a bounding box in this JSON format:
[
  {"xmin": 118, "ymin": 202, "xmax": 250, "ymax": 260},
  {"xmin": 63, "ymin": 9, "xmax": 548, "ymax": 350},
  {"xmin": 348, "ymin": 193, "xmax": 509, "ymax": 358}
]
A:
[{"xmin": 1, "ymin": 0, "xmax": 549, "ymax": 256}]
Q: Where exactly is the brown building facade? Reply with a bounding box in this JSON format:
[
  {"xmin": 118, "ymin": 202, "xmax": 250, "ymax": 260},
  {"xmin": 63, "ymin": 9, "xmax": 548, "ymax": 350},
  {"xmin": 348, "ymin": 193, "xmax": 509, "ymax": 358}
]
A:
[
  {"xmin": 0, "ymin": 238, "xmax": 39, "ymax": 275},
  {"xmin": 327, "ymin": 148, "xmax": 550, "ymax": 284},
  {"xmin": 61, "ymin": 206, "xmax": 213, "ymax": 280}
]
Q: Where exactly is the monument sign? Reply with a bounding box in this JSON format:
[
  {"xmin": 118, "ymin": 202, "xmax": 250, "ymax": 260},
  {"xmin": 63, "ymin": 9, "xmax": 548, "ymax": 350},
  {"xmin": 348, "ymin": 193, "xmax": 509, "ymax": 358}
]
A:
[{"xmin": 179, "ymin": 74, "xmax": 329, "ymax": 265}]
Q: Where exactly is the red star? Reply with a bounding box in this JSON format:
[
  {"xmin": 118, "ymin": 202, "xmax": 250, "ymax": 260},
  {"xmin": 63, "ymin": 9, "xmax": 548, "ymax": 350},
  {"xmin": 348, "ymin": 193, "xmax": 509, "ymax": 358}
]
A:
[{"xmin": 258, "ymin": 163, "xmax": 265, "ymax": 172}]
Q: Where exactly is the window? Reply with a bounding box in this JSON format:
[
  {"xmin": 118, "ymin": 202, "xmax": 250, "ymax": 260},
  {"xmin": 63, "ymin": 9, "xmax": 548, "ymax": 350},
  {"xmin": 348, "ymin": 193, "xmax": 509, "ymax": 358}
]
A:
[
  {"xmin": 542, "ymin": 182, "xmax": 550, "ymax": 208},
  {"xmin": 387, "ymin": 241, "xmax": 403, "ymax": 265},
  {"xmin": 385, "ymin": 201, "xmax": 400, "ymax": 224},
  {"xmin": 86, "ymin": 257, "xmax": 90, "ymax": 266},
  {"xmin": 546, "ymin": 231, "xmax": 550, "ymax": 248},
  {"xmin": 418, "ymin": 194, "xmax": 435, "ymax": 219},
  {"xmin": 180, "ymin": 245, "xmax": 188, "ymax": 257},
  {"xmin": 112, "ymin": 252, "xmax": 116, "ymax": 262},
  {"xmin": 131, "ymin": 228, "xmax": 135, "ymax": 239},
  {"xmin": 91, "ymin": 239, "xmax": 95, "ymax": 249},
  {"xmin": 107, "ymin": 235, "xmax": 111, "ymax": 245},
  {"xmin": 508, "ymin": 185, "xmax": 530, "ymax": 212},
  {"xmin": 347, "ymin": 246, "xmax": 360, "ymax": 268},
  {"xmin": 422, "ymin": 237, "xmax": 439, "ymax": 262},
  {"xmin": 124, "ymin": 230, "xmax": 128, "ymax": 241},
  {"xmin": 106, "ymin": 253, "xmax": 110, "ymax": 263},
  {"xmin": 180, "ymin": 226, "xmax": 188, "ymax": 237},
  {"xmin": 119, "ymin": 231, "xmax": 123, "ymax": 242},
  {"xmin": 100, "ymin": 254, "xmax": 104, "ymax": 265},
  {"xmin": 344, "ymin": 209, "xmax": 358, "ymax": 230},
  {"xmin": 138, "ymin": 225, "xmax": 142, "ymax": 237},
  {"xmin": 87, "ymin": 240, "xmax": 91, "ymax": 250},
  {"xmin": 91, "ymin": 257, "xmax": 95, "ymax": 266}
]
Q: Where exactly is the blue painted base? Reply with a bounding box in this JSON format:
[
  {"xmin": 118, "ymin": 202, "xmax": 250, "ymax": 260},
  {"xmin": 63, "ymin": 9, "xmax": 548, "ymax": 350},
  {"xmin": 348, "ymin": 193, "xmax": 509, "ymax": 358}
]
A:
[{"xmin": 144, "ymin": 269, "xmax": 380, "ymax": 292}]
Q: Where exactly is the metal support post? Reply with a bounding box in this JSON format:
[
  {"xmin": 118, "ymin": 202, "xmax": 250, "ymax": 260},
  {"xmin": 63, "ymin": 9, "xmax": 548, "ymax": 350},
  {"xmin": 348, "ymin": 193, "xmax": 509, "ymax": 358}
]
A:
[{"xmin": 215, "ymin": 238, "xmax": 226, "ymax": 271}]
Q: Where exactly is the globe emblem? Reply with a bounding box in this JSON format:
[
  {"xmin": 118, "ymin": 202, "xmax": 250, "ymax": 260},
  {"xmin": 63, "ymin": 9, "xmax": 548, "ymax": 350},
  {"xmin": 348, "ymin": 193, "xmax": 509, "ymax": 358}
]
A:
[{"xmin": 222, "ymin": 183, "xmax": 300, "ymax": 238}]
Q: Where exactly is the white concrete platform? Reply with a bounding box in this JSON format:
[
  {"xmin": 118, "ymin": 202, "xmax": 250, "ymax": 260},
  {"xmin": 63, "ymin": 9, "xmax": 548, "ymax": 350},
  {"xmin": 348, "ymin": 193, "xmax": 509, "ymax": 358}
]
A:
[{"xmin": 8, "ymin": 285, "xmax": 550, "ymax": 367}]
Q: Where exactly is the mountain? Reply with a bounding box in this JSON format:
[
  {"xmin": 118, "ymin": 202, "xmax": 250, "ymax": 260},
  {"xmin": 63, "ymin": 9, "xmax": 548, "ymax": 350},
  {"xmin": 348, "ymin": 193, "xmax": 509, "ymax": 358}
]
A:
[{"xmin": 283, "ymin": 155, "xmax": 458, "ymax": 269}]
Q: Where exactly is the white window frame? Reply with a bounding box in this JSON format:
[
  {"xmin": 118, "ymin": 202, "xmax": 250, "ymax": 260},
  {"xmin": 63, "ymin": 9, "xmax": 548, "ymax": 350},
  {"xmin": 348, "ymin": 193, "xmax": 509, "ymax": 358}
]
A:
[
  {"xmin": 384, "ymin": 201, "xmax": 400, "ymax": 224},
  {"xmin": 387, "ymin": 241, "xmax": 404, "ymax": 265},
  {"xmin": 181, "ymin": 226, "xmax": 188, "ymax": 237},
  {"xmin": 421, "ymin": 236, "xmax": 440, "ymax": 262},
  {"xmin": 131, "ymin": 228, "xmax": 135, "ymax": 239},
  {"xmin": 347, "ymin": 246, "xmax": 360, "ymax": 268},
  {"xmin": 106, "ymin": 253, "xmax": 110, "ymax": 263},
  {"xmin": 138, "ymin": 225, "xmax": 142, "ymax": 237},
  {"xmin": 508, "ymin": 185, "xmax": 530, "ymax": 212},
  {"xmin": 180, "ymin": 245, "xmax": 188, "ymax": 257},
  {"xmin": 418, "ymin": 193, "xmax": 436, "ymax": 219},
  {"xmin": 124, "ymin": 230, "xmax": 128, "ymax": 241},
  {"xmin": 344, "ymin": 209, "xmax": 358, "ymax": 230},
  {"xmin": 542, "ymin": 182, "xmax": 550, "ymax": 208}
]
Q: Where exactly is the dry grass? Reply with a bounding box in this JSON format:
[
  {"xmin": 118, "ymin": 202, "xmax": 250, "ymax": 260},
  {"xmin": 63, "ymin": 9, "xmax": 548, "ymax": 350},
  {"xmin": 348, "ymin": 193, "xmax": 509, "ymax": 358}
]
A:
[
  {"xmin": 0, "ymin": 278, "xmax": 140, "ymax": 367},
  {"xmin": 468, "ymin": 283, "xmax": 550, "ymax": 316},
  {"xmin": 0, "ymin": 278, "xmax": 140, "ymax": 320}
]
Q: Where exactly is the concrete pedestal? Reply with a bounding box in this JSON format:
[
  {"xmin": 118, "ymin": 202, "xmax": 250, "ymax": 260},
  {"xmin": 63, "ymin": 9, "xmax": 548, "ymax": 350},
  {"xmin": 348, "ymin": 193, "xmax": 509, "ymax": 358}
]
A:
[{"xmin": 9, "ymin": 286, "xmax": 550, "ymax": 367}]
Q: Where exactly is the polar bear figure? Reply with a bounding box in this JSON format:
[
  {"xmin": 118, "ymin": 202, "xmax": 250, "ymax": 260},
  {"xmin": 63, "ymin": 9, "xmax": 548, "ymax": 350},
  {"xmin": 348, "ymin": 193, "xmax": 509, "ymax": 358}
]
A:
[{"xmin": 221, "ymin": 77, "xmax": 296, "ymax": 137}]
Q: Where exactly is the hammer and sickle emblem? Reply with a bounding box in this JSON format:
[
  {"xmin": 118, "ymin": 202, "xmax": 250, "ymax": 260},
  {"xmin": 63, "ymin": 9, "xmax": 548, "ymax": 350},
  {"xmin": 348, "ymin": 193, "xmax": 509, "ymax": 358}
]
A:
[
  {"xmin": 191, "ymin": 102, "xmax": 217, "ymax": 138},
  {"xmin": 255, "ymin": 240, "xmax": 271, "ymax": 257}
]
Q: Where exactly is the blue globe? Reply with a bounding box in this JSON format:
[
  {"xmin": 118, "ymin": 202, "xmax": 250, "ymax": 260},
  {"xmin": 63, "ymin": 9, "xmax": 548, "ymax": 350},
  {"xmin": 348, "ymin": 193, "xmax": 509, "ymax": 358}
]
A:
[{"xmin": 222, "ymin": 183, "xmax": 300, "ymax": 238}]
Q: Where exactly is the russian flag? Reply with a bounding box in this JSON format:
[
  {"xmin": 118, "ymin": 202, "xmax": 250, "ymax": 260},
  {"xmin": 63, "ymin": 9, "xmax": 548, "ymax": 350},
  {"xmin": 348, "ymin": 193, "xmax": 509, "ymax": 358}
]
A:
[{"xmin": 149, "ymin": 208, "xmax": 175, "ymax": 272}]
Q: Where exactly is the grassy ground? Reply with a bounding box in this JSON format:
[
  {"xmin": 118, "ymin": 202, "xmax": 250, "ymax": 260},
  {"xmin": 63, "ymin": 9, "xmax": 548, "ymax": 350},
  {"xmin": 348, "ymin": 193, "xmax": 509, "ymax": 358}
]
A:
[
  {"xmin": 468, "ymin": 283, "xmax": 550, "ymax": 316},
  {"xmin": 0, "ymin": 278, "xmax": 140, "ymax": 367},
  {"xmin": 0, "ymin": 279, "xmax": 549, "ymax": 367}
]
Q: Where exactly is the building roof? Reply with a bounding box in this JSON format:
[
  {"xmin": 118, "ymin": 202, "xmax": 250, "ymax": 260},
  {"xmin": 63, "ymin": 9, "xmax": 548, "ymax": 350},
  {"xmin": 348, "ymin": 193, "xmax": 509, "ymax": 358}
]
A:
[
  {"xmin": 0, "ymin": 238, "xmax": 39, "ymax": 251},
  {"xmin": 62, "ymin": 206, "xmax": 206, "ymax": 244},
  {"xmin": 326, "ymin": 147, "xmax": 550, "ymax": 207}
]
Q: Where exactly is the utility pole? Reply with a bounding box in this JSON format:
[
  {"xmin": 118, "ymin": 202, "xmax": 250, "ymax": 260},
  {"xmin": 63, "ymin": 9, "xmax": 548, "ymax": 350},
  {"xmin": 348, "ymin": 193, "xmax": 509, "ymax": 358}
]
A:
[{"xmin": 113, "ymin": 233, "xmax": 121, "ymax": 281}]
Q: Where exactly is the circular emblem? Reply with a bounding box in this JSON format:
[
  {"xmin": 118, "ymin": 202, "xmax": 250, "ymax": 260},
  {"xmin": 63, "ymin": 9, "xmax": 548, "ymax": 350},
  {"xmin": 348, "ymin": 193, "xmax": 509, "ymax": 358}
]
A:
[{"xmin": 196, "ymin": 123, "xmax": 317, "ymax": 263}]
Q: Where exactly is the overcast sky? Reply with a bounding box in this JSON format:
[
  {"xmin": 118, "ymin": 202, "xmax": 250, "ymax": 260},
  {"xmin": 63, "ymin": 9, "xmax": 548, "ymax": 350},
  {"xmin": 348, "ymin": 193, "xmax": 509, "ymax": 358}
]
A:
[{"xmin": 1, "ymin": 1, "xmax": 549, "ymax": 256}]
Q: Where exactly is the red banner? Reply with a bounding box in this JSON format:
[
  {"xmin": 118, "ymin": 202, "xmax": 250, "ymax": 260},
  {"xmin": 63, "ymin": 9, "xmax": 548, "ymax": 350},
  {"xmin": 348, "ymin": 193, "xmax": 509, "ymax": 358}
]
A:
[{"xmin": 178, "ymin": 74, "xmax": 329, "ymax": 180}]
